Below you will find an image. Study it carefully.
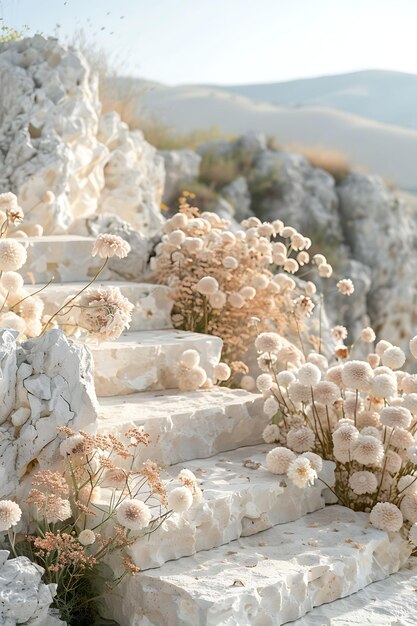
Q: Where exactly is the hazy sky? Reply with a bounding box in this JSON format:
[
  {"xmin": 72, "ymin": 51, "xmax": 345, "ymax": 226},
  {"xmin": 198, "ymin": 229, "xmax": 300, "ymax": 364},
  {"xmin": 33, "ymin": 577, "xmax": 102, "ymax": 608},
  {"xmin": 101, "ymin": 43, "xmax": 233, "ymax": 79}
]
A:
[{"xmin": 2, "ymin": 0, "xmax": 417, "ymax": 85}]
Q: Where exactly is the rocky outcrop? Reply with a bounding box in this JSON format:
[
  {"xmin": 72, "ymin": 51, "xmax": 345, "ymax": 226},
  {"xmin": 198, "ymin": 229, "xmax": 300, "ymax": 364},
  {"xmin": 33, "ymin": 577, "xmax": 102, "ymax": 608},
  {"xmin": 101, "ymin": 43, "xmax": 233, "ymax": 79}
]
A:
[
  {"xmin": 159, "ymin": 149, "xmax": 201, "ymax": 204},
  {"xmin": 0, "ymin": 36, "xmax": 164, "ymax": 236},
  {"xmin": 0, "ymin": 329, "xmax": 98, "ymax": 500},
  {"xmin": 0, "ymin": 550, "xmax": 63, "ymax": 625}
]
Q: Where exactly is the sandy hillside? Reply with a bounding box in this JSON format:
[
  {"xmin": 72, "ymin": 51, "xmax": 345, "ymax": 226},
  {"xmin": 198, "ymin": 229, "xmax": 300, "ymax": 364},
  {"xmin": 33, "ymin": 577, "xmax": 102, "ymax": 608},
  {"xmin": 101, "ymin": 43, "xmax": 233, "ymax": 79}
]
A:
[{"xmin": 136, "ymin": 82, "xmax": 417, "ymax": 191}]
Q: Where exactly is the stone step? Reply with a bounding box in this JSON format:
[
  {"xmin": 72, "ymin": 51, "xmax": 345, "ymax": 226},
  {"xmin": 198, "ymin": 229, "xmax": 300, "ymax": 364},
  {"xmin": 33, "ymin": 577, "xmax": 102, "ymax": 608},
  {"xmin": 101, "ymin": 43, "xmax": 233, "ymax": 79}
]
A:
[
  {"xmin": 106, "ymin": 505, "xmax": 410, "ymax": 626},
  {"xmin": 90, "ymin": 329, "xmax": 223, "ymax": 396},
  {"xmin": 28, "ymin": 281, "xmax": 173, "ymax": 332},
  {"xmin": 290, "ymin": 557, "xmax": 417, "ymax": 625},
  {"xmin": 18, "ymin": 235, "xmax": 104, "ymax": 284},
  {"xmin": 97, "ymin": 388, "xmax": 268, "ymax": 466},
  {"xmin": 98, "ymin": 444, "xmax": 333, "ymax": 570}
]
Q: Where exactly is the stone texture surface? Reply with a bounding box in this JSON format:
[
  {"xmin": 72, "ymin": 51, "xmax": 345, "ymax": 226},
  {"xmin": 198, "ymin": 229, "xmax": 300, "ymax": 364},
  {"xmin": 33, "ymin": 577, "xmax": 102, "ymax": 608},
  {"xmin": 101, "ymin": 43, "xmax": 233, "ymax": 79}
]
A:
[
  {"xmin": 30, "ymin": 281, "xmax": 173, "ymax": 332},
  {"xmin": 0, "ymin": 36, "xmax": 164, "ymax": 236},
  {"xmin": 90, "ymin": 329, "xmax": 223, "ymax": 396},
  {"xmin": 291, "ymin": 558, "xmax": 417, "ymax": 626},
  {"xmin": 221, "ymin": 176, "xmax": 252, "ymax": 221},
  {"xmin": 106, "ymin": 506, "xmax": 411, "ymax": 626},
  {"xmin": 0, "ymin": 329, "xmax": 98, "ymax": 499},
  {"xmin": 160, "ymin": 149, "xmax": 201, "ymax": 204},
  {"xmin": 121, "ymin": 445, "xmax": 334, "ymax": 570},
  {"xmin": 98, "ymin": 388, "xmax": 268, "ymax": 466},
  {"xmin": 0, "ymin": 550, "xmax": 62, "ymax": 625}
]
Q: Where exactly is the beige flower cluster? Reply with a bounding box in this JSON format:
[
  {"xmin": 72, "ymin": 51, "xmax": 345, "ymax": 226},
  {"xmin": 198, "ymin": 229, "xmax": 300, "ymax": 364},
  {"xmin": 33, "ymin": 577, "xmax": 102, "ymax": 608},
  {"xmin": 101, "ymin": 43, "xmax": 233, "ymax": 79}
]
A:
[
  {"xmin": 2, "ymin": 427, "xmax": 203, "ymax": 624},
  {"xmin": 175, "ymin": 348, "xmax": 231, "ymax": 391},
  {"xmin": 153, "ymin": 201, "xmax": 339, "ymax": 371},
  {"xmin": 260, "ymin": 327, "xmax": 417, "ymax": 542},
  {"xmin": 0, "ymin": 192, "xmax": 133, "ymax": 342}
]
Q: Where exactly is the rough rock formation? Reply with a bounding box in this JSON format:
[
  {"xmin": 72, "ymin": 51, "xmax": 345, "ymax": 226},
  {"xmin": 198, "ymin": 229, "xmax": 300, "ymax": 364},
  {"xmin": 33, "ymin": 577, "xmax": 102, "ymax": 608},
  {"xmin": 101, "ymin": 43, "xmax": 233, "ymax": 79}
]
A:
[
  {"xmin": 159, "ymin": 149, "xmax": 201, "ymax": 204},
  {"xmin": 0, "ymin": 329, "xmax": 98, "ymax": 500},
  {"xmin": 0, "ymin": 550, "xmax": 63, "ymax": 625},
  {"xmin": 0, "ymin": 36, "xmax": 164, "ymax": 236}
]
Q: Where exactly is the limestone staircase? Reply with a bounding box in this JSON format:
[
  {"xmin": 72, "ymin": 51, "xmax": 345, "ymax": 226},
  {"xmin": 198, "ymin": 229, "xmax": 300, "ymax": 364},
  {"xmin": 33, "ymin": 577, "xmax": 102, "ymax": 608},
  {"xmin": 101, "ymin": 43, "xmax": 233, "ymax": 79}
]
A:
[{"xmin": 21, "ymin": 236, "xmax": 412, "ymax": 626}]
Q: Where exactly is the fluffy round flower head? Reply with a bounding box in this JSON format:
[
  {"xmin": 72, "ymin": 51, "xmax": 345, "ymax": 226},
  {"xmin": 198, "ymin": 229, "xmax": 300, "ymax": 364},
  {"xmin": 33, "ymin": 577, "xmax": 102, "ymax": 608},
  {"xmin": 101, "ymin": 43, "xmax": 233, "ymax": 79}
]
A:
[
  {"xmin": 229, "ymin": 293, "xmax": 245, "ymax": 309},
  {"xmin": 240, "ymin": 375, "xmax": 255, "ymax": 391},
  {"xmin": 352, "ymin": 435, "xmax": 384, "ymax": 466},
  {"xmin": 398, "ymin": 475, "xmax": 417, "ymax": 496},
  {"xmin": 256, "ymin": 374, "xmax": 273, "ymax": 392},
  {"xmin": 410, "ymin": 336, "xmax": 417, "ymax": 360},
  {"xmin": 168, "ymin": 230, "xmax": 186, "ymax": 247},
  {"xmin": 238, "ymin": 286, "xmax": 255, "ymax": 302},
  {"xmin": 380, "ymin": 406, "xmax": 412, "ymax": 429},
  {"xmin": 360, "ymin": 426, "xmax": 381, "ymax": 440},
  {"xmin": 343, "ymin": 391, "xmax": 365, "ymax": 418},
  {"xmin": 381, "ymin": 346, "xmax": 406, "ymax": 370},
  {"xmin": 78, "ymin": 287, "xmax": 134, "ymax": 341},
  {"xmin": 325, "ymin": 365, "xmax": 344, "ymax": 388},
  {"xmin": 370, "ymin": 502, "xmax": 403, "ymax": 532},
  {"xmin": 332, "ymin": 424, "xmax": 359, "ymax": 450},
  {"xmin": 281, "ymin": 226, "xmax": 296, "ymax": 238},
  {"xmin": 314, "ymin": 381, "xmax": 340, "ymax": 405},
  {"xmin": 291, "ymin": 232, "xmax": 307, "ymax": 250},
  {"xmin": 273, "ymin": 274, "xmax": 295, "ymax": 291},
  {"xmin": 297, "ymin": 363, "xmax": 321, "ymax": 387},
  {"xmin": 287, "ymin": 426, "xmax": 315, "ymax": 453},
  {"xmin": 45, "ymin": 497, "xmax": 72, "ymax": 524},
  {"xmin": 208, "ymin": 291, "xmax": 227, "ymax": 309},
  {"xmin": 375, "ymin": 339, "xmax": 393, "ymax": 357},
  {"xmin": 277, "ymin": 370, "xmax": 296, "ymax": 387},
  {"xmin": 401, "ymin": 493, "xmax": 417, "ymax": 523},
  {"xmin": 307, "ymin": 353, "xmax": 328, "ymax": 371},
  {"xmin": 0, "ymin": 271, "xmax": 24, "ymax": 293},
  {"xmin": 368, "ymin": 353, "xmax": 380, "ymax": 369},
  {"xmin": 180, "ymin": 349, "xmax": 200, "ymax": 369},
  {"xmin": 283, "ymin": 258, "xmax": 299, "ymax": 274},
  {"xmin": 169, "ymin": 212, "xmax": 189, "ymax": 230},
  {"xmin": 349, "ymin": 471, "xmax": 378, "ymax": 495},
  {"xmin": 183, "ymin": 237, "xmax": 204, "ymax": 253},
  {"xmin": 0, "ymin": 192, "xmax": 18, "ymax": 214},
  {"xmin": 263, "ymin": 396, "xmax": 279, "ymax": 417},
  {"xmin": 360, "ymin": 327, "xmax": 376, "ymax": 343},
  {"xmin": 385, "ymin": 449, "xmax": 403, "ymax": 473},
  {"xmin": 117, "ymin": 498, "xmax": 152, "ymax": 530},
  {"xmin": 255, "ymin": 332, "xmax": 282, "ymax": 354},
  {"xmin": 371, "ymin": 374, "xmax": 397, "ymax": 399},
  {"xmin": 0, "ymin": 239, "xmax": 27, "ymax": 272},
  {"xmin": 389, "ymin": 427, "xmax": 414, "ymax": 450},
  {"xmin": 78, "ymin": 529, "xmax": 96, "ymax": 546},
  {"xmin": 407, "ymin": 445, "xmax": 417, "ymax": 464},
  {"xmin": 331, "ymin": 325, "xmax": 348, "ymax": 342},
  {"xmin": 342, "ymin": 360, "xmax": 374, "ymax": 392},
  {"xmin": 337, "ymin": 279, "xmax": 354, "ymax": 295},
  {"xmin": 92, "ymin": 233, "xmax": 130, "ymax": 259},
  {"xmin": 296, "ymin": 251, "xmax": 309, "ymax": 266},
  {"xmin": 333, "ymin": 445, "xmax": 351, "ymax": 464},
  {"xmin": 300, "ymin": 452, "xmax": 323, "ymax": 473},
  {"xmin": 257, "ymin": 352, "xmax": 278, "ymax": 372},
  {"xmin": 313, "ymin": 254, "xmax": 326, "ymax": 266},
  {"xmin": 0, "ymin": 500, "xmax": 22, "ymax": 532},
  {"xmin": 318, "ymin": 263, "xmax": 333, "ymax": 278},
  {"xmin": 262, "ymin": 424, "xmax": 280, "ymax": 444},
  {"xmin": 214, "ymin": 362, "xmax": 231, "ymax": 382},
  {"xmin": 305, "ymin": 281, "xmax": 317, "ymax": 296},
  {"xmin": 287, "ymin": 457, "xmax": 317, "ymax": 488},
  {"xmin": 168, "ymin": 486, "xmax": 193, "ymax": 513},
  {"xmin": 222, "ymin": 256, "xmax": 239, "ymax": 270},
  {"xmin": 403, "ymin": 375, "xmax": 417, "ymax": 394},
  {"xmin": 288, "ymin": 381, "xmax": 311, "ymax": 404},
  {"xmin": 196, "ymin": 276, "xmax": 219, "ymax": 296},
  {"xmin": 409, "ymin": 524, "xmax": 417, "ymax": 546},
  {"xmin": 357, "ymin": 410, "xmax": 380, "ymax": 429},
  {"xmin": 266, "ymin": 447, "xmax": 296, "ymax": 475},
  {"xmin": 177, "ymin": 365, "xmax": 207, "ymax": 391}
]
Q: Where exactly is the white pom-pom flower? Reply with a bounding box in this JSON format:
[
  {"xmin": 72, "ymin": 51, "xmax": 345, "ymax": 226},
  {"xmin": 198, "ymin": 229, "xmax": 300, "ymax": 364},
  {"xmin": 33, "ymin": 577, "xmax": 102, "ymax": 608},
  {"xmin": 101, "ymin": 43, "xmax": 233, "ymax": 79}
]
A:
[
  {"xmin": 342, "ymin": 361, "xmax": 374, "ymax": 392},
  {"xmin": 370, "ymin": 502, "xmax": 403, "ymax": 532},
  {"xmin": 0, "ymin": 500, "xmax": 22, "ymax": 531},
  {"xmin": 381, "ymin": 346, "xmax": 406, "ymax": 370},
  {"xmin": 297, "ymin": 363, "xmax": 321, "ymax": 387},
  {"xmin": 266, "ymin": 447, "xmax": 296, "ymax": 475},
  {"xmin": 116, "ymin": 499, "xmax": 152, "ymax": 530},
  {"xmin": 348, "ymin": 471, "xmax": 378, "ymax": 495},
  {"xmin": 168, "ymin": 487, "xmax": 193, "ymax": 513},
  {"xmin": 287, "ymin": 457, "xmax": 317, "ymax": 488},
  {"xmin": 262, "ymin": 424, "xmax": 280, "ymax": 444},
  {"xmin": 287, "ymin": 427, "xmax": 315, "ymax": 453}
]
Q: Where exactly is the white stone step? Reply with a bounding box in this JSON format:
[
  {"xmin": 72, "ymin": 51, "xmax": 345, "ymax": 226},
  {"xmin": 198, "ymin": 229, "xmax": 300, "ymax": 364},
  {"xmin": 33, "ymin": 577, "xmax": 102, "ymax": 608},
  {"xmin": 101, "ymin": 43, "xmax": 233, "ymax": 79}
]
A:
[
  {"xmin": 28, "ymin": 281, "xmax": 173, "ymax": 331},
  {"xmin": 97, "ymin": 388, "xmax": 268, "ymax": 466},
  {"xmin": 98, "ymin": 445, "xmax": 332, "ymax": 570},
  {"xmin": 106, "ymin": 505, "xmax": 411, "ymax": 626},
  {"xmin": 290, "ymin": 557, "xmax": 417, "ymax": 625},
  {"xmin": 18, "ymin": 235, "xmax": 104, "ymax": 283},
  {"xmin": 90, "ymin": 329, "xmax": 223, "ymax": 396}
]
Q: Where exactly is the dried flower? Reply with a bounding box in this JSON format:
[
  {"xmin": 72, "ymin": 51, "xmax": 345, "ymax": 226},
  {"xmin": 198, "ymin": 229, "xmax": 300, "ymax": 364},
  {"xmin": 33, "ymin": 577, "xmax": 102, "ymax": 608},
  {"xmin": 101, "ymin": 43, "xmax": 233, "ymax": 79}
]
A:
[
  {"xmin": 116, "ymin": 499, "xmax": 152, "ymax": 531},
  {"xmin": 351, "ymin": 435, "xmax": 384, "ymax": 466},
  {"xmin": 300, "ymin": 452, "xmax": 323, "ymax": 472},
  {"xmin": 254, "ymin": 332, "xmax": 282, "ymax": 353},
  {"xmin": 195, "ymin": 276, "xmax": 219, "ymax": 296},
  {"xmin": 262, "ymin": 424, "xmax": 280, "ymax": 443},
  {"xmin": 287, "ymin": 427, "xmax": 315, "ymax": 452},
  {"xmin": 380, "ymin": 406, "xmax": 412, "ymax": 429},
  {"xmin": 287, "ymin": 457, "xmax": 317, "ymax": 488},
  {"xmin": 0, "ymin": 239, "xmax": 27, "ymax": 271},
  {"xmin": 179, "ymin": 349, "xmax": 200, "ymax": 368},
  {"xmin": 381, "ymin": 346, "xmax": 406, "ymax": 370},
  {"xmin": 331, "ymin": 325, "xmax": 348, "ymax": 341},
  {"xmin": 78, "ymin": 529, "xmax": 96, "ymax": 546},
  {"xmin": 77, "ymin": 286, "xmax": 134, "ymax": 341},
  {"xmin": 214, "ymin": 362, "xmax": 231, "ymax": 381},
  {"xmin": 92, "ymin": 233, "xmax": 131, "ymax": 259},
  {"xmin": 349, "ymin": 471, "xmax": 378, "ymax": 495},
  {"xmin": 337, "ymin": 279, "xmax": 354, "ymax": 295},
  {"xmin": 266, "ymin": 447, "xmax": 296, "ymax": 474},
  {"xmin": 168, "ymin": 487, "xmax": 193, "ymax": 513},
  {"xmin": 361, "ymin": 327, "xmax": 376, "ymax": 343},
  {"xmin": 297, "ymin": 363, "xmax": 321, "ymax": 387},
  {"xmin": 342, "ymin": 361, "xmax": 374, "ymax": 392},
  {"xmin": 370, "ymin": 502, "xmax": 403, "ymax": 532},
  {"xmin": 371, "ymin": 374, "xmax": 397, "ymax": 399},
  {"xmin": 0, "ymin": 500, "xmax": 22, "ymax": 531}
]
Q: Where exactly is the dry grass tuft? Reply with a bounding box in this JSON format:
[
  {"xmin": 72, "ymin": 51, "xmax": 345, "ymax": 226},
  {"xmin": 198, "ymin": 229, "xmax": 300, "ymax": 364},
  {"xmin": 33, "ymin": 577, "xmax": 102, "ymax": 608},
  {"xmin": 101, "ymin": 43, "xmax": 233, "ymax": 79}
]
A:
[{"xmin": 287, "ymin": 144, "xmax": 352, "ymax": 183}]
